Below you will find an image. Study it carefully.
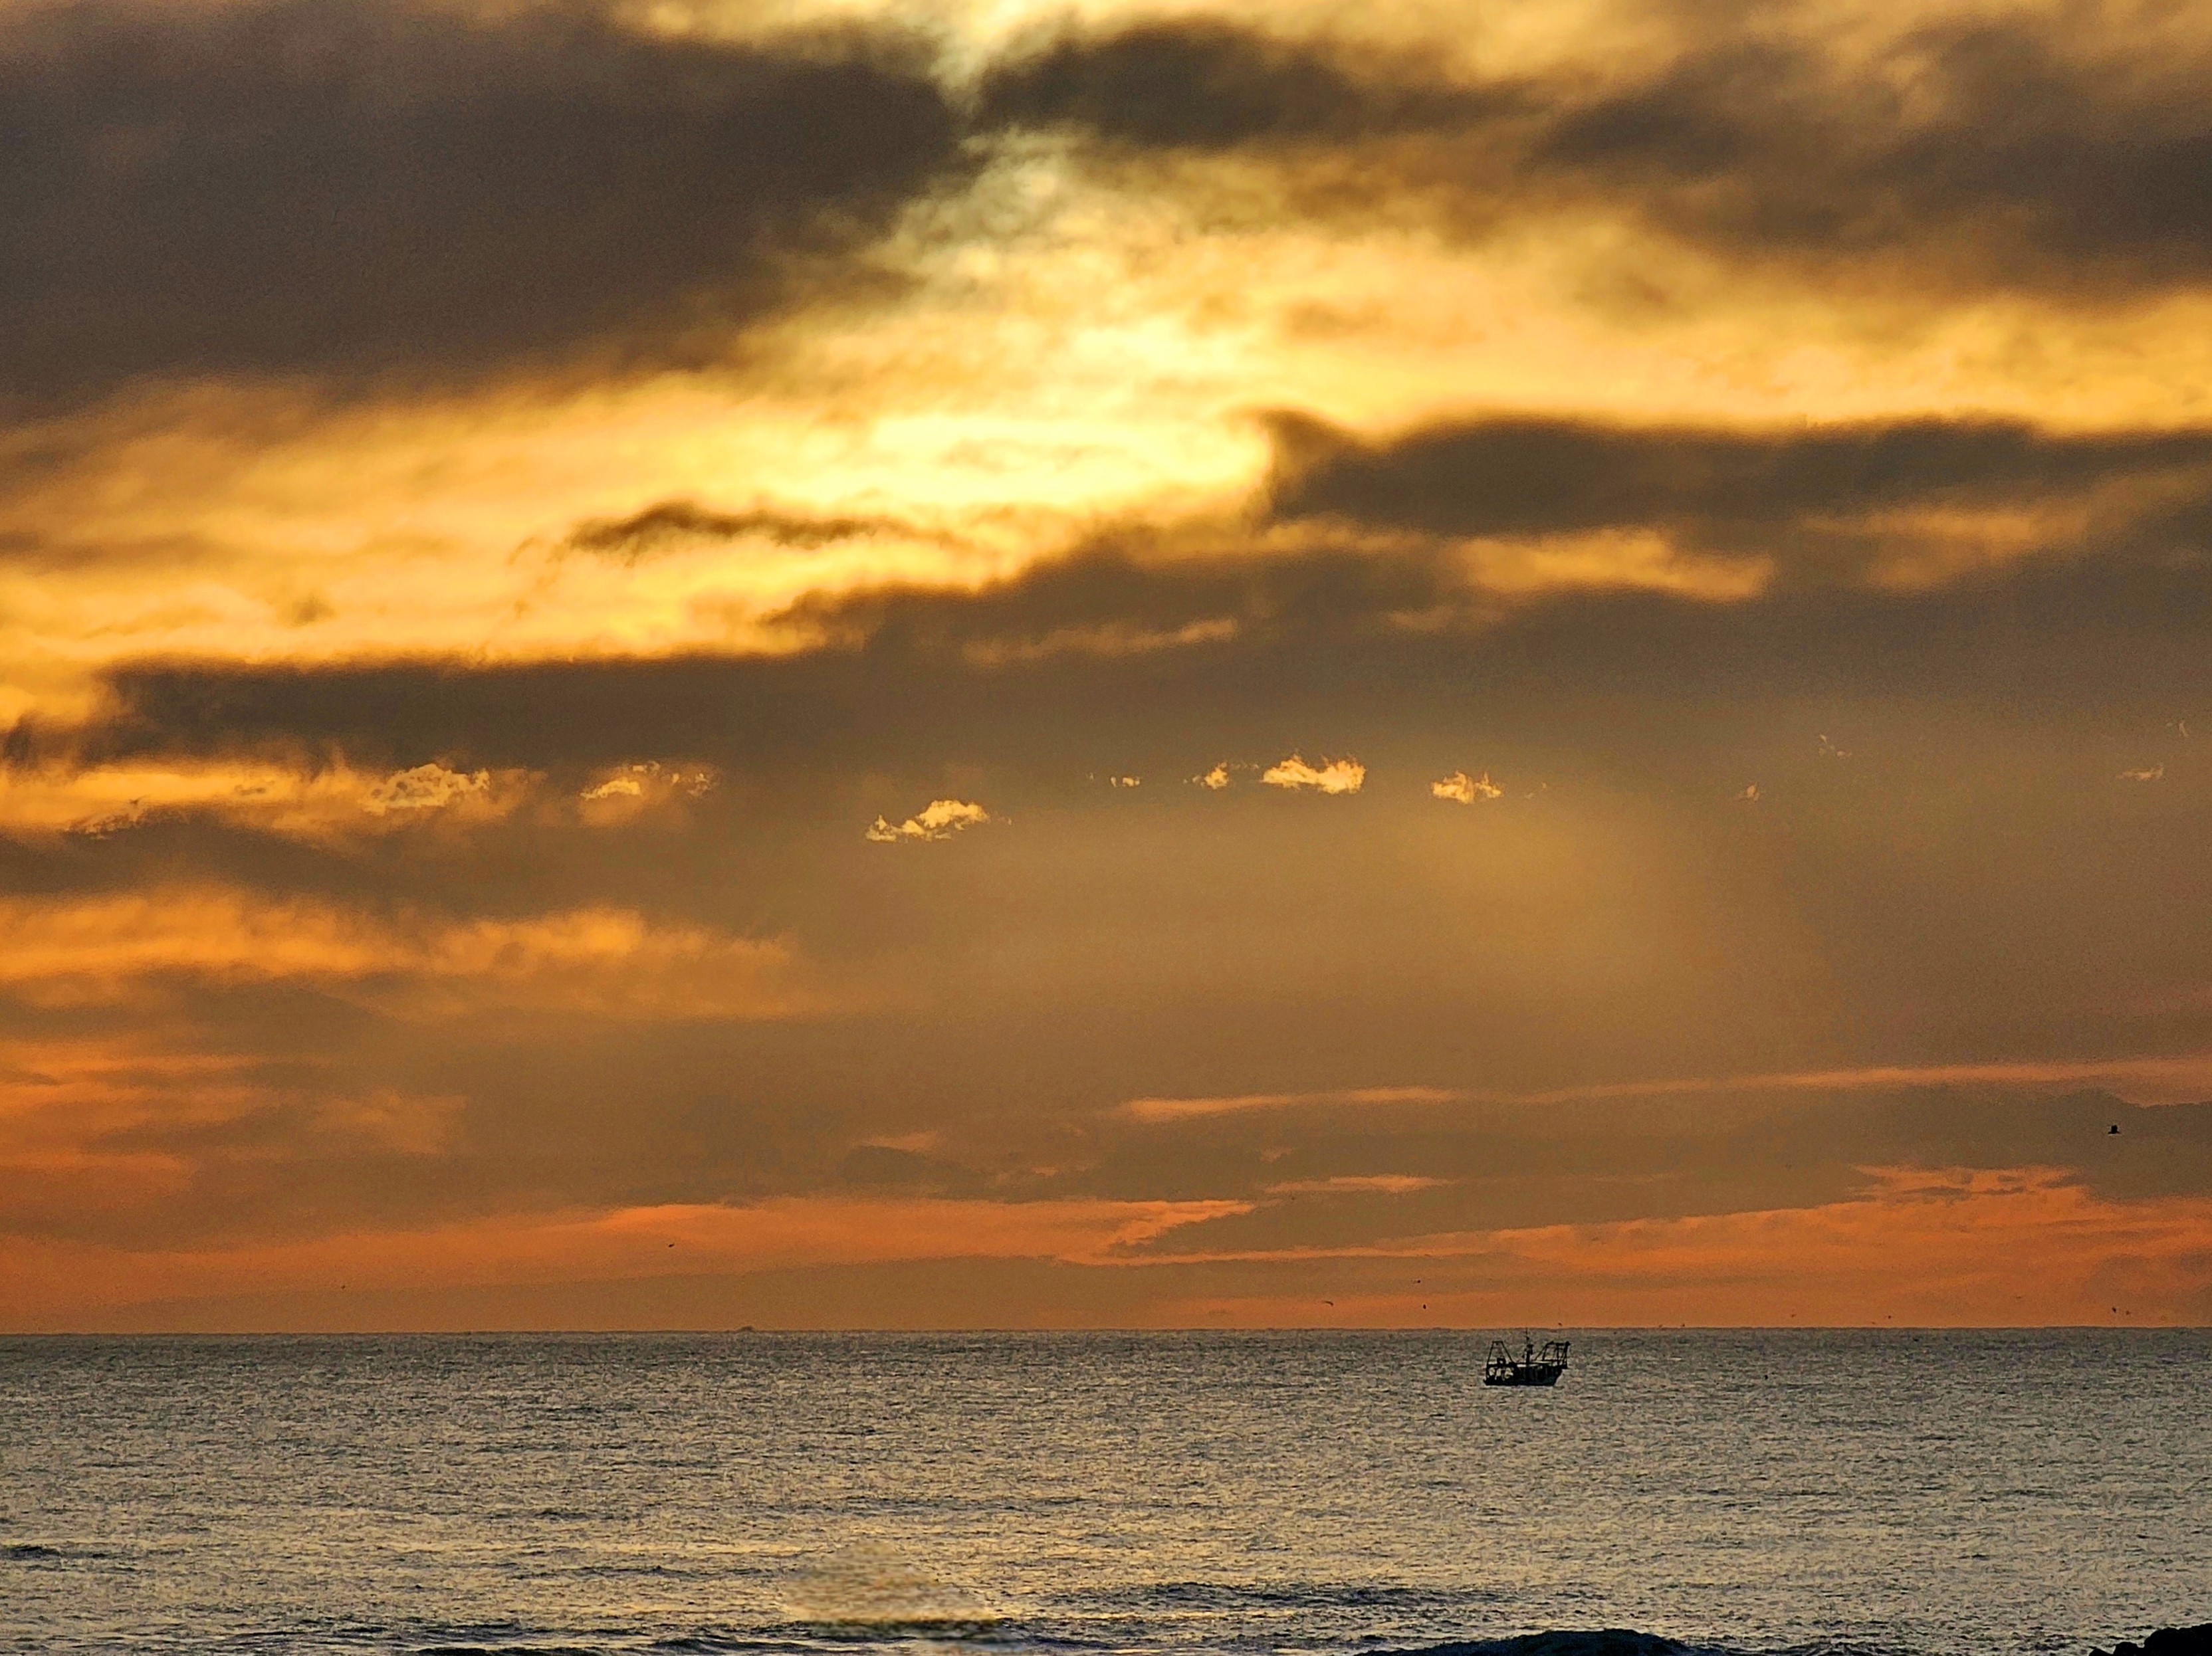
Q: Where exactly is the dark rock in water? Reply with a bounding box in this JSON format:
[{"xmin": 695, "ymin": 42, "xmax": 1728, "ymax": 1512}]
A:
[
  {"xmin": 1385, "ymin": 1631, "xmax": 1686, "ymax": 1656},
  {"xmin": 3, "ymin": 1544, "xmax": 63, "ymax": 1560},
  {"xmin": 2094, "ymin": 1625, "xmax": 2212, "ymax": 1656}
]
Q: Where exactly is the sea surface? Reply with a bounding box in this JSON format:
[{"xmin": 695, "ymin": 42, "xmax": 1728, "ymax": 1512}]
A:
[{"xmin": 1, "ymin": 1332, "xmax": 2205, "ymax": 1656}]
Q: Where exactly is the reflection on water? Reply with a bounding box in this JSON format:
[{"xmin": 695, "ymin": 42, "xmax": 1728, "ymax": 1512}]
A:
[
  {"xmin": 784, "ymin": 1543, "xmax": 1001, "ymax": 1638},
  {"xmin": 0, "ymin": 1331, "xmax": 2204, "ymax": 1656}
]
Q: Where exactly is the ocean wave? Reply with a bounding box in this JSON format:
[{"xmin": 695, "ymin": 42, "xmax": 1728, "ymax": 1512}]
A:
[
  {"xmin": 1064, "ymin": 1579, "xmax": 1509, "ymax": 1614},
  {"xmin": 1379, "ymin": 1629, "xmax": 1706, "ymax": 1656},
  {"xmin": 767, "ymin": 1617, "xmax": 1019, "ymax": 1645}
]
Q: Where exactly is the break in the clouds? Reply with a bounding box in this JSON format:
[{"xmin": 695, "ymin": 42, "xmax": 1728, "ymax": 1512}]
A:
[{"xmin": 0, "ymin": 0, "xmax": 957, "ymax": 399}]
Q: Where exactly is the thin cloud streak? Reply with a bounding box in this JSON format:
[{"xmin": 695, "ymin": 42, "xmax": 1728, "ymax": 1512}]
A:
[
  {"xmin": 1143, "ymin": 1168, "xmax": 2212, "ymax": 1326},
  {"xmin": 0, "ymin": 1194, "xmax": 1255, "ymax": 1326},
  {"xmin": 1262, "ymin": 1175, "xmax": 1451, "ymax": 1195},
  {"xmin": 1125, "ymin": 1087, "xmax": 1460, "ymax": 1122},
  {"xmin": 1123, "ymin": 1053, "xmax": 2212, "ymax": 1120}
]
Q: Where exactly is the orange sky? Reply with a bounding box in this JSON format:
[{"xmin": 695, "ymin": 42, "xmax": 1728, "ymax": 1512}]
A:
[{"xmin": 5, "ymin": 0, "xmax": 2212, "ymax": 1328}]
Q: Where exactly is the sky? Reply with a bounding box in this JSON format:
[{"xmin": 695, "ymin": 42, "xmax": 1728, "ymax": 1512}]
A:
[{"xmin": 5, "ymin": 0, "xmax": 2212, "ymax": 1331}]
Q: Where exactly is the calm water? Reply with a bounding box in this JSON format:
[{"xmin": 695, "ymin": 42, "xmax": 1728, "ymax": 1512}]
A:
[{"xmin": 1, "ymin": 1332, "xmax": 2204, "ymax": 1656}]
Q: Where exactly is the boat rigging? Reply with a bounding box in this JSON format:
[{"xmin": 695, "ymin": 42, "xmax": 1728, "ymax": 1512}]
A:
[{"xmin": 1484, "ymin": 1333, "xmax": 1570, "ymax": 1386}]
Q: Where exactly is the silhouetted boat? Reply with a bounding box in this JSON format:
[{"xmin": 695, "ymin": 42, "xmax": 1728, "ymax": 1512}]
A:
[{"xmin": 1484, "ymin": 1333, "xmax": 1569, "ymax": 1386}]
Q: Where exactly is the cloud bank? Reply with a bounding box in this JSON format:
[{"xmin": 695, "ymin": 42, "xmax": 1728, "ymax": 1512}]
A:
[{"xmin": 0, "ymin": 0, "xmax": 958, "ymax": 399}]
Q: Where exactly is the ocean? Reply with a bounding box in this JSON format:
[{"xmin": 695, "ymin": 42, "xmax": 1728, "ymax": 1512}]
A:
[{"xmin": 2, "ymin": 1331, "xmax": 2204, "ymax": 1656}]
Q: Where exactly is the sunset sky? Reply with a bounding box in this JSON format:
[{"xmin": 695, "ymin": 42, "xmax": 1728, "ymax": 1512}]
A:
[{"xmin": 6, "ymin": 0, "xmax": 2212, "ymax": 1330}]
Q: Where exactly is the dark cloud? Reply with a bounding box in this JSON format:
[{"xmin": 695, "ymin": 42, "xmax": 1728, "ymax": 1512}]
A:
[
  {"xmin": 0, "ymin": 534, "xmax": 1482, "ymax": 775},
  {"xmin": 974, "ymin": 20, "xmax": 1520, "ymax": 152},
  {"xmin": 0, "ymin": 0, "xmax": 958, "ymax": 399},
  {"xmin": 976, "ymin": 13, "xmax": 2212, "ymax": 300},
  {"xmin": 1532, "ymin": 24, "xmax": 2212, "ymax": 295},
  {"xmin": 563, "ymin": 500, "xmax": 949, "ymax": 563},
  {"xmin": 15, "ymin": 1, "xmax": 2204, "ymax": 406},
  {"xmin": 1267, "ymin": 409, "xmax": 2212, "ymax": 578},
  {"xmin": 770, "ymin": 538, "xmax": 1477, "ymax": 653},
  {"xmin": 9, "ymin": 419, "xmax": 2212, "ymax": 970},
  {"xmin": 17, "ymin": 508, "xmax": 2212, "ymax": 782}
]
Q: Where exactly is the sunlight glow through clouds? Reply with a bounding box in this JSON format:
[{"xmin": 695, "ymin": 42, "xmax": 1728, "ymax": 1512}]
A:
[{"xmin": 9, "ymin": 0, "xmax": 2212, "ymax": 1330}]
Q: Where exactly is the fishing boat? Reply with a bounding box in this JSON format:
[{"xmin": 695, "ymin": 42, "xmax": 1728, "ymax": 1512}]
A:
[{"xmin": 1484, "ymin": 1333, "xmax": 1569, "ymax": 1386}]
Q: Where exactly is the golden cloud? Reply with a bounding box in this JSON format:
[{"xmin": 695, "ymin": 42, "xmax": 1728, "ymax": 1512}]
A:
[
  {"xmin": 866, "ymin": 798, "xmax": 994, "ymax": 842},
  {"xmin": 1431, "ymin": 770, "xmax": 1501, "ymax": 803},
  {"xmin": 0, "ymin": 1033, "xmax": 467, "ymax": 1225},
  {"xmin": 360, "ymin": 762, "xmax": 491, "ymax": 815},
  {"xmin": 0, "ymin": 756, "xmax": 732, "ymax": 840},
  {"xmin": 0, "ymin": 888, "xmax": 821, "ymax": 1021},
  {"xmin": 1261, "ymin": 753, "xmax": 1365, "ymax": 793},
  {"xmin": 576, "ymin": 760, "xmax": 719, "ymax": 824},
  {"xmin": 0, "ymin": 758, "xmax": 531, "ymax": 841}
]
